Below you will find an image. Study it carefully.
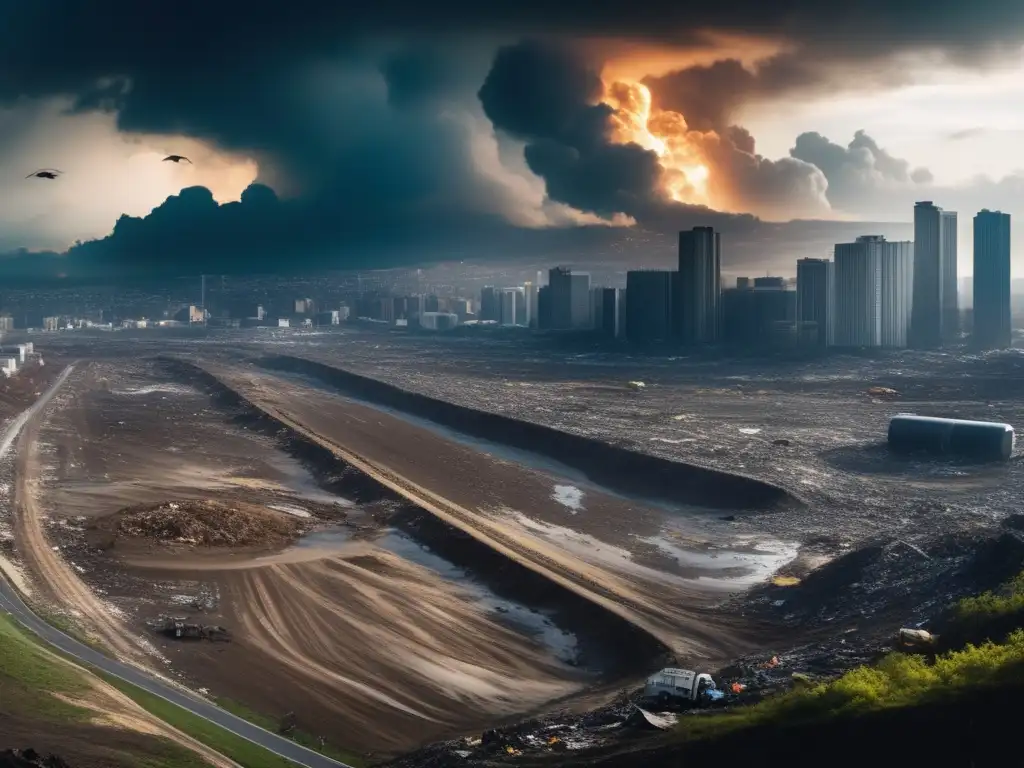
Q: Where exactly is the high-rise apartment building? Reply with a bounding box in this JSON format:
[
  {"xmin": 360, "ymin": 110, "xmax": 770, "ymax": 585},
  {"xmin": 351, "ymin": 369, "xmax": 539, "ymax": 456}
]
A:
[
  {"xmin": 973, "ymin": 209, "xmax": 1012, "ymax": 349},
  {"xmin": 677, "ymin": 227, "xmax": 721, "ymax": 344},
  {"xmin": 479, "ymin": 286, "xmax": 499, "ymax": 322},
  {"xmin": 834, "ymin": 235, "xmax": 913, "ymax": 348},
  {"xmin": 626, "ymin": 271, "xmax": 674, "ymax": 342},
  {"xmin": 911, "ymin": 201, "xmax": 957, "ymax": 347},
  {"xmin": 796, "ymin": 258, "xmax": 834, "ymax": 347}
]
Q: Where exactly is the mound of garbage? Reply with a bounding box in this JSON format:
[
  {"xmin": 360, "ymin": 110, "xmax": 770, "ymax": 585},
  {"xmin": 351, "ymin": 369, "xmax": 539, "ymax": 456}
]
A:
[
  {"xmin": 0, "ymin": 749, "xmax": 73, "ymax": 768},
  {"xmin": 110, "ymin": 499, "xmax": 304, "ymax": 547}
]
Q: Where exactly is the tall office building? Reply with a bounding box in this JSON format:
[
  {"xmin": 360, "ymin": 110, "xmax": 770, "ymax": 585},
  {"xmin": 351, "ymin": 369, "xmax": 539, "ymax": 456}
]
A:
[
  {"xmin": 911, "ymin": 201, "xmax": 957, "ymax": 347},
  {"xmin": 548, "ymin": 267, "xmax": 579, "ymax": 329},
  {"xmin": 879, "ymin": 240, "xmax": 915, "ymax": 348},
  {"xmin": 677, "ymin": 227, "xmax": 721, "ymax": 344},
  {"xmin": 479, "ymin": 286, "xmax": 499, "ymax": 322},
  {"xmin": 796, "ymin": 258, "xmax": 834, "ymax": 347},
  {"xmin": 973, "ymin": 209, "xmax": 1012, "ymax": 349},
  {"xmin": 499, "ymin": 288, "xmax": 522, "ymax": 326},
  {"xmin": 722, "ymin": 279, "xmax": 795, "ymax": 347},
  {"xmin": 834, "ymin": 236, "xmax": 913, "ymax": 348},
  {"xmin": 626, "ymin": 271, "xmax": 674, "ymax": 342},
  {"xmin": 569, "ymin": 272, "xmax": 592, "ymax": 328},
  {"xmin": 523, "ymin": 281, "xmax": 536, "ymax": 328},
  {"xmin": 941, "ymin": 210, "xmax": 959, "ymax": 341},
  {"xmin": 536, "ymin": 286, "xmax": 551, "ymax": 329}
]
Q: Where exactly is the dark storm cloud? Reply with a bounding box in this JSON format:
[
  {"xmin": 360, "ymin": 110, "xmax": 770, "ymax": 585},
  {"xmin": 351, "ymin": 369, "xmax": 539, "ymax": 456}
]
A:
[{"xmin": 1, "ymin": 0, "xmax": 1023, "ymax": 279}]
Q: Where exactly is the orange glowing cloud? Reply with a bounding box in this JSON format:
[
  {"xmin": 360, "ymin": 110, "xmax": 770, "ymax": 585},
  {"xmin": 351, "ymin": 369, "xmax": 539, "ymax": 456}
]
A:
[{"xmin": 601, "ymin": 79, "xmax": 715, "ymax": 206}]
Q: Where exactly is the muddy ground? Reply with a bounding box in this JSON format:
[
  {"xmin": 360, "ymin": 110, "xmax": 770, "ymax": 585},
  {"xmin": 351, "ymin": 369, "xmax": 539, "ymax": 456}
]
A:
[
  {"xmin": 19, "ymin": 330, "xmax": 1024, "ymax": 764},
  {"xmin": 14, "ymin": 358, "xmax": 658, "ymax": 757}
]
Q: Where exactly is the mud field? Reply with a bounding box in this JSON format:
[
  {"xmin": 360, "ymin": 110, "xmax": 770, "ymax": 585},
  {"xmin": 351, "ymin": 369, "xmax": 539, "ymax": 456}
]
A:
[
  {"xmin": 15, "ymin": 330, "xmax": 1024, "ymax": 763},
  {"xmin": 10, "ymin": 359, "xmax": 643, "ymax": 756}
]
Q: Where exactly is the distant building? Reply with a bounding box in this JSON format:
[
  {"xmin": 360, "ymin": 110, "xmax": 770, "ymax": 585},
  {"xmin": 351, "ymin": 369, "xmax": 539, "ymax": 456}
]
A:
[
  {"xmin": 834, "ymin": 235, "xmax": 913, "ymax": 348},
  {"xmin": 338, "ymin": 306, "xmax": 351, "ymax": 322},
  {"xmin": 43, "ymin": 316, "xmax": 60, "ymax": 332},
  {"xmin": 316, "ymin": 310, "xmax": 341, "ymax": 326},
  {"xmin": 419, "ymin": 312, "xmax": 459, "ymax": 330},
  {"xmin": 626, "ymin": 270, "xmax": 674, "ymax": 343},
  {"xmin": 677, "ymin": 227, "xmax": 721, "ymax": 344},
  {"xmin": 424, "ymin": 295, "xmax": 440, "ymax": 313},
  {"xmin": 796, "ymin": 258, "xmax": 834, "ymax": 347},
  {"xmin": 537, "ymin": 285, "xmax": 552, "ymax": 330},
  {"xmin": 1, "ymin": 357, "xmax": 16, "ymax": 377},
  {"xmin": 294, "ymin": 298, "xmax": 314, "ymax": 315},
  {"xmin": 499, "ymin": 288, "xmax": 524, "ymax": 326},
  {"xmin": 591, "ymin": 287, "xmax": 620, "ymax": 336},
  {"xmin": 515, "ymin": 288, "xmax": 527, "ymax": 326},
  {"xmin": 479, "ymin": 287, "xmax": 500, "ymax": 322},
  {"xmin": 0, "ymin": 316, "xmax": 12, "ymax": 332},
  {"xmin": 722, "ymin": 279, "xmax": 795, "ymax": 347},
  {"xmin": 911, "ymin": 201, "xmax": 957, "ymax": 347},
  {"xmin": 256, "ymin": 305, "xmax": 266, "ymax": 321},
  {"xmin": 450, "ymin": 298, "xmax": 472, "ymax": 320},
  {"xmin": 523, "ymin": 281, "xmax": 536, "ymax": 328},
  {"xmin": 548, "ymin": 267, "xmax": 592, "ymax": 329},
  {"xmin": 973, "ymin": 209, "xmax": 1012, "ymax": 349},
  {"xmin": 736, "ymin": 277, "xmax": 751, "ymax": 290},
  {"xmin": 277, "ymin": 318, "xmax": 290, "ymax": 328}
]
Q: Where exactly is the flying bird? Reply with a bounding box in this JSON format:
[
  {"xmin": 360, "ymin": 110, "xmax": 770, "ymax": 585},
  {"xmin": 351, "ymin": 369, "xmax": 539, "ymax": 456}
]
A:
[
  {"xmin": 26, "ymin": 169, "xmax": 62, "ymax": 179},
  {"xmin": 162, "ymin": 155, "xmax": 192, "ymax": 164}
]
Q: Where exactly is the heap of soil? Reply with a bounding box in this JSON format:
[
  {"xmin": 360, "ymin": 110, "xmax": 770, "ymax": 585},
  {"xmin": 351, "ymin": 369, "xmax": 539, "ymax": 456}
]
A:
[
  {"xmin": 101, "ymin": 499, "xmax": 304, "ymax": 547},
  {"xmin": 0, "ymin": 749, "xmax": 73, "ymax": 768}
]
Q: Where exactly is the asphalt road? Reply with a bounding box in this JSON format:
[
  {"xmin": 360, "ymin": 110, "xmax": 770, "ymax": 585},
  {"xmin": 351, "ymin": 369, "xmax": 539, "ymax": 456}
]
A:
[{"xmin": 0, "ymin": 364, "xmax": 351, "ymax": 768}]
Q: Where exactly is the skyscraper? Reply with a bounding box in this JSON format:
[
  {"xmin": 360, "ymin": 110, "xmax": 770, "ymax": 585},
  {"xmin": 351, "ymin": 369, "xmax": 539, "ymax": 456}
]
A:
[
  {"xmin": 879, "ymin": 240, "xmax": 915, "ymax": 349},
  {"xmin": 911, "ymin": 201, "xmax": 956, "ymax": 347},
  {"xmin": 677, "ymin": 227, "xmax": 721, "ymax": 344},
  {"xmin": 523, "ymin": 281, "xmax": 536, "ymax": 328},
  {"xmin": 626, "ymin": 271, "xmax": 674, "ymax": 342},
  {"xmin": 548, "ymin": 267, "xmax": 572, "ymax": 329},
  {"xmin": 796, "ymin": 258, "xmax": 834, "ymax": 347},
  {"xmin": 834, "ymin": 236, "xmax": 913, "ymax": 348},
  {"xmin": 941, "ymin": 210, "xmax": 959, "ymax": 341},
  {"xmin": 973, "ymin": 209, "xmax": 1012, "ymax": 350},
  {"xmin": 479, "ymin": 286, "xmax": 499, "ymax": 322},
  {"xmin": 569, "ymin": 272, "xmax": 592, "ymax": 328}
]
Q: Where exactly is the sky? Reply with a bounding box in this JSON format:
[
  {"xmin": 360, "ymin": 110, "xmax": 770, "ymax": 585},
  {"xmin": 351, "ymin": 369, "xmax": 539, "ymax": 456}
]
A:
[{"xmin": 3, "ymin": 1, "xmax": 1024, "ymax": 280}]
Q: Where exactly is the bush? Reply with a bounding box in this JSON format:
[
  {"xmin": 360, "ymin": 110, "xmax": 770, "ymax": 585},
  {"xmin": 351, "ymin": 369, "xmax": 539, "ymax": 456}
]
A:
[{"xmin": 943, "ymin": 571, "xmax": 1024, "ymax": 647}]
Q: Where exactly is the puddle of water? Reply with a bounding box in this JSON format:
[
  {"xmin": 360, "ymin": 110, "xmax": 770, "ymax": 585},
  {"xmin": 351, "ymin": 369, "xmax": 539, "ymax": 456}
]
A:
[
  {"xmin": 551, "ymin": 485, "xmax": 584, "ymax": 514},
  {"xmin": 635, "ymin": 533, "xmax": 799, "ymax": 590},
  {"xmin": 293, "ymin": 524, "xmax": 579, "ymax": 664},
  {"xmin": 504, "ymin": 510, "xmax": 797, "ymax": 592}
]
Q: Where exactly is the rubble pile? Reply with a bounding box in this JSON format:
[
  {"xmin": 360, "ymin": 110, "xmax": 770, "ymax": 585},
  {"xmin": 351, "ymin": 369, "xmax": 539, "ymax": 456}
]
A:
[
  {"xmin": 0, "ymin": 749, "xmax": 73, "ymax": 768},
  {"xmin": 110, "ymin": 499, "xmax": 305, "ymax": 547}
]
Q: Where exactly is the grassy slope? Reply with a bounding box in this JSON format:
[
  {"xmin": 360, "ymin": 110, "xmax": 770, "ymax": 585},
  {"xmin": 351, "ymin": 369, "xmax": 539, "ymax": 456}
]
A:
[{"xmin": 0, "ymin": 613, "xmax": 209, "ymax": 768}]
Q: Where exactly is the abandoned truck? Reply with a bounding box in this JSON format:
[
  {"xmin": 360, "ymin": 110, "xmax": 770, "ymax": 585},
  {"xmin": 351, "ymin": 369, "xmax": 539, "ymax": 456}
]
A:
[{"xmin": 643, "ymin": 668, "xmax": 723, "ymax": 707}]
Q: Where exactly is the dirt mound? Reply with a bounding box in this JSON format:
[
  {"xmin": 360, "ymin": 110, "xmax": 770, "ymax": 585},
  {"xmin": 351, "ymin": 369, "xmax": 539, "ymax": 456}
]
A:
[
  {"xmin": 103, "ymin": 499, "xmax": 305, "ymax": 547},
  {"xmin": 0, "ymin": 749, "xmax": 73, "ymax": 768}
]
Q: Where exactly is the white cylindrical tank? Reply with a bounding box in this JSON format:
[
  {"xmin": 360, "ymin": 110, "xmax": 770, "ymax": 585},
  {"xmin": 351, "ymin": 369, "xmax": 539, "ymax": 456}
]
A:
[{"xmin": 888, "ymin": 414, "xmax": 1015, "ymax": 462}]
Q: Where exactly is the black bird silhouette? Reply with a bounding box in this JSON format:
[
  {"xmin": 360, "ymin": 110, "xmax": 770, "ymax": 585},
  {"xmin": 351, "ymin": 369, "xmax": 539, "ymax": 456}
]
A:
[
  {"xmin": 162, "ymin": 155, "xmax": 192, "ymax": 164},
  {"xmin": 26, "ymin": 169, "xmax": 62, "ymax": 179}
]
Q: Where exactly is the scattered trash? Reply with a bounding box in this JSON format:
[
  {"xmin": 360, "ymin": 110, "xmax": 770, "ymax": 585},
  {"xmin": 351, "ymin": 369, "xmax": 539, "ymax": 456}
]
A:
[
  {"xmin": 772, "ymin": 575, "xmax": 801, "ymax": 587},
  {"xmin": 627, "ymin": 381, "xmax": 646, "ymax": 391},
  {"xmin": 897, "ymin": 627, "xmax": 936, "ymax": 650}
]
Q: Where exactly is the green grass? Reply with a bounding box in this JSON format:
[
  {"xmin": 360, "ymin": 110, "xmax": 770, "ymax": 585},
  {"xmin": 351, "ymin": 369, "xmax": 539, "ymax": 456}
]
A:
[
  {"xmin": 0, "ymin": 613, "xmax": 214, "ymax": 768},
  {"xmin": 677, "ymin": 569, "xmax": 1024, "ymax": 742},
  {"xmin": 99, "ymin": 675, "xmax": 307, "ymax": 768},
  {"xmin": 217, "ymin": 697, "xmax": 366, "ymax": 767},
  {"xmin": 0, "ymin": 611, "xmax": 93, "ymax": 722}
]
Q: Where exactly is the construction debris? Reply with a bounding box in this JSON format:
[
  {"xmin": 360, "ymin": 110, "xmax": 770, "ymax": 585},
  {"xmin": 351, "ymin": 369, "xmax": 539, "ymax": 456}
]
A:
[
  {"xmin": 108, "ymin": 499, "xmax": 306, "ymax": 547},
  {"xmin": 148, "ymin": 615, "xmax": 231, "ymax": 642}
]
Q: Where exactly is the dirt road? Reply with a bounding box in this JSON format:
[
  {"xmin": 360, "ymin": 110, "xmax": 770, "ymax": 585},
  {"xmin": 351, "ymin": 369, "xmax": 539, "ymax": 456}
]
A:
[
  {"xmin": 10, "ymin": 363, "xmax": 152, "ymax": 664},
  {"xmin": 191, "ymin": 361, "xmax": 757, "ymax": 663}
]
